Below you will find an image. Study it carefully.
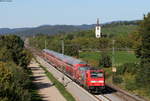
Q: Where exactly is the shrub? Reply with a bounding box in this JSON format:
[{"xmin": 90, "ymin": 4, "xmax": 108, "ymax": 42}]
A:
[
  {"xmin": 125, "ymin": 79, "xmax": 137, "ymax": 91},
  {"xmin": 113, "ymin": 75, "xmax": 123, "ymax": 84},
  {"xmin": 116, "ymin": 63, "xmax": 138, "ymax": 75},
  {"xmin": 99, "ymin": 52, "xmax": 112, "ymax": 67},
  {"xmin": 0, "ymin": 62, "xmax": 31, "ymax": 101}
]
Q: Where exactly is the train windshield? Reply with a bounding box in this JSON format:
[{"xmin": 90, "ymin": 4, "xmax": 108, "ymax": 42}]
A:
[
  {"xmin": 90, "ymin": 72, "xmax": 103, "ymax": 78},
  {"xmin": 79, "ymin": 67, "xmax": 90, "ymax": 71}
]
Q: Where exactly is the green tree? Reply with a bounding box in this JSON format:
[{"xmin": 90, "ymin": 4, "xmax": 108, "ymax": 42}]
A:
[
  {"xmin": 0, "ymin": 35, "xmax": 32, "ymax": 68},
  {"xmin": 136, "ymin": 13, "xmax": 150, "ymax": 89},
  {"xmin": 0, "ymin": 62, "xmax": 31, "ymax": 101},
  {"xmin": 99, "ymin": 52, "xmax": 112, "ymax": 67},
  {"xmin": 65, "ymin": 44, "xmax": 79, "ymax": 57}
]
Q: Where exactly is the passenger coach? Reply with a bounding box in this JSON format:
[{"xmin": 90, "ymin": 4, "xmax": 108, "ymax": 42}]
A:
[{"xmin": 42, "ymin": 49, "xmax": 105, "ymax": 92}]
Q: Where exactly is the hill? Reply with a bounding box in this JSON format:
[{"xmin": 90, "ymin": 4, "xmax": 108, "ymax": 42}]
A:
[
  {"xmin": 0, "ymin": 20, "xmax": 140, "ymax": 37},
  {"xmin": 0, "ymin": 28, "xmax": 30, "ymax": 35},
  {"xmin": 0, "ymin": 25, "xmax": 95, "ymax": 36}
]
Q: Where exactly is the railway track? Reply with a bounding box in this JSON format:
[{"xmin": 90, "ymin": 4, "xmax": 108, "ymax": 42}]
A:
[
  {"xmin": 94, "ymin": 95, "xmax": 112, "ymax": 101},
  {"xmin": 37, "ymin": 55, "xmax": 112, "ymax": 101},
  {"xmin": 45, "ymin": 58, "xmax": 113, "ymax": 101},
  {"xmin": 26, "ymin": 45, "xmax": 147, "ymax": 101}
]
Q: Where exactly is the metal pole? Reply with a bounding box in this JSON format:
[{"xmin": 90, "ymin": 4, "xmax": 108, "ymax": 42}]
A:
[
  {"xmin": 61, "ymin": 39, "xmax": 65, "ymax": 85},
  {"xmin": 112, "ymin": 40, "xmax": 115, "ymax": 83},
  {"xmin": 45, "ymin": 40, "xmax": 47, "ymax": 49},
  {"xmin": 44, "ymin": 40, "xmax": 47, "ymax": 60},
  {"xmin": 112, "ymin": 40, "xmax": 115, "ymax": 67},
  {"xmin": 62, "ymin": 40, "xmax": 64, "ymax": 54}
]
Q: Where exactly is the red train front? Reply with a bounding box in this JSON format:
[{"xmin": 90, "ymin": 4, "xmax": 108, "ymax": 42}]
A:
[
  {"xmin": 76, "ymin": 66, "xmax": 105, "ymax": 93},
  {"xmin": 42, "ymin": 49, "xmax": 105, "ymax": 93},
  {"xmin": 86, "ymin": 69, "xmax": 105, "ymax": 92}
]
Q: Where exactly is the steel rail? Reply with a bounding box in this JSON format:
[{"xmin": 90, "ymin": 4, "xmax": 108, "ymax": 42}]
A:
[{"xmin": 26, "ymin": 46, "xmax": 147, "ymax": 101}]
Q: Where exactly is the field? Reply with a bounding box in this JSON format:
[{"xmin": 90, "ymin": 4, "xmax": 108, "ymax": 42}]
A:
[{"xmin": 79, "ymin": 51, "xmax": 139, "ymax": 67}]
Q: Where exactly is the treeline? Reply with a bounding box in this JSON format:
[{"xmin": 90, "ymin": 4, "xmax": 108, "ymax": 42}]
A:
[
  {"xmin": 0, "ymin": 35, "xmax": 38, "ymax": 101},
  {"xmin": 103, "ymin": 20, "xmax": 140, "ymax": 27},
  {"xmin": 29, "ymin": 25, "xmax": 139, "ymax": 57}
]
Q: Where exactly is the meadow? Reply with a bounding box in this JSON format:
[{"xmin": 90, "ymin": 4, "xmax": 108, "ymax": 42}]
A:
[{"xmin": 79, "ymin": 51, "xmax": 139, "ymax": 67}]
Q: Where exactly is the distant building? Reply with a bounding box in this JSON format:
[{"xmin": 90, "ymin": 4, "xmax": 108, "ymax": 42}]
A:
[{"xmin": 95, "ymin": 18, "xmax": 101, "ymax": 38}]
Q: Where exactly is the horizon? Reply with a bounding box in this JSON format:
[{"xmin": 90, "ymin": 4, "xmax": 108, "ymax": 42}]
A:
[
  {"xmin": 0, "ymin": 0, "xmax": 150, "ymax": 28},
  {"xmin": 0, "ymin": 19, "xmax": 140, "ymax": 29}
]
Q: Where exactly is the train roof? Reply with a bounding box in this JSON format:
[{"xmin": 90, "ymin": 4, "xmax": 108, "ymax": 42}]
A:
[{"xmin": 43, "ymin": 49, "xmax": 87, "ymax": 66}]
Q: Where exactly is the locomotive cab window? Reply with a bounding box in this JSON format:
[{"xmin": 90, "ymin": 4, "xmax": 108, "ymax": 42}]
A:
[
  {"xmin": 90, "ymin": 72, "xmax": 103, "ymax": 78},
  {"xmin": 79, "ymin": 67, "xmax": 90, "ymax": 71}
]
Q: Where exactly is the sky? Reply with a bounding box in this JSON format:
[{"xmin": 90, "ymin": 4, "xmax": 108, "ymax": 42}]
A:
[{"xmin": 0, "ymin": 0, "xmax": 150, "ymax": 28}]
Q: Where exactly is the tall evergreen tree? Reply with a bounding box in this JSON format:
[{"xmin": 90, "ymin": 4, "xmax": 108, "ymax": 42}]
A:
[{"xmin": 136, "ymin": 13, "xmax": 150, "ymax": 89}]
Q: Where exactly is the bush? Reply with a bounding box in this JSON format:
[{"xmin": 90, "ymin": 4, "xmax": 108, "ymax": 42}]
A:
[
  {"xmin": 0, "ymin": 35, "xmax": 32, "ymax": 68},
  {"xmin": 136, "ymin": 63, "xmax": 150, "ymax": 88},
  {"xmin": 113, "ymin": 75, "xmax": 123, "ymax": 84},
  {"xmin": 116, "ymin": 63, "xmax": 138, "ymax": 75},
  {"xmin": 65, "ymin": 44, "xmax": 79, "ymax": 57},
  {"xmin": 99, "ymin": 52, "xmax": 112, "ymax": 67},
  {"xmin": 0, "ymin": 62, "xmax": 31, "ymax": 101},
  {"xmin": 0, "ymin": 97, "xmax": 9, "ymax": 101},
  {"xmin": 125, "ymin": 79, "xmax": 137, "ymax": 91}
]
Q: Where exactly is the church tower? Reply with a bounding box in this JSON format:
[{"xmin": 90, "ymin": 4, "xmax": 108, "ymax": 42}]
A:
[{"xmin": 95, "ymin": 18, "xmax": 101, "ymax": 38}]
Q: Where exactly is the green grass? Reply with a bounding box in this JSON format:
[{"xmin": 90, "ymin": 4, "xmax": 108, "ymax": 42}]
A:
[
  {"xmin": 79, "ymin": 51, "xmax": 139, "ymax": 67},
  {"xmin": 39, "ymin": 65, "xmax": 76, "ymax": 101},
  {"xmin": 110, "ymin": 51, "xmax": 139, "ymax": 65}
]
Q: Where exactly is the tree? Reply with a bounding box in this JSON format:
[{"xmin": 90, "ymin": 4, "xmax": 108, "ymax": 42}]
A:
[
  {"xmin": 128, "ymin": 31, "xmax": 141, "ymax": 49},
  {"xmin": 65, "ymin": 44, "xmax": 79, "ymax": 57},
  {"xmin": 98, "ymin": 38, "xmax": 111, "ymax": 49},
  {"xmin": 0, "ymin": 35, "xmax": 33, "ymax": 101},
  {"xmin": 136, "ymin": 13, "xmax": 150, "ymax": 63},
  {"xmin": 0, "ymin": 35, "xmax": 32, "ymax": 68},
  {"xmin": 99, "ymin": 52, "xmax": 112, "ymax": 67},
  {"xmin": 136, "ymin": 13, "xmax": 150, "ymax": 89},
  {"xmin": 0, "ymin": 62, "xmax": 31, "ymax": 101}
]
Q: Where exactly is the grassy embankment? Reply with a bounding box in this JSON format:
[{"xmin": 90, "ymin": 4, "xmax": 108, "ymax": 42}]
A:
[{"xmin": 35, "ymin": 58, "xmax": 76, "ymax": 101}]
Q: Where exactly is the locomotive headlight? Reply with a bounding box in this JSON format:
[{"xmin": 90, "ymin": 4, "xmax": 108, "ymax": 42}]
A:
[
  {"xmin": 91, "ymin": 81, "xmax": 96, "ymax": 83},
  {"xmin": 90, "ymin": 81, "xmax": 104, "ymax": 83},
  {"xmin": 98, "ymin": 80, "xmax": 104, "ymax": 83}
]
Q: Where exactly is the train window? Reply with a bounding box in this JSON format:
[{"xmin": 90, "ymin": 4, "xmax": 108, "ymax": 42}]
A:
[
  {"xmin": 79, "ymin": 62, "xmax": 87, "ymax": 64},
  {"xmin": 79, "ymin": 67, "xmax": 85, "ymax": 71},
  {"xmin": 90, "ymin": 72, "xmax": 103, "ymax": 78},
  {"xmin": 79, "ymin": 67, "xmax": 90, "ymax": 71}
]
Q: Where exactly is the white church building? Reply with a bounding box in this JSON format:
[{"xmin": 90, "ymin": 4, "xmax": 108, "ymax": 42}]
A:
[{"xmin": 95, "ymin": 18, "xmax": 101, "ymax": 38}]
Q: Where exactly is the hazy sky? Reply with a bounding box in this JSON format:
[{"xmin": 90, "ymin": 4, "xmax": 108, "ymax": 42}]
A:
[{"xmin": 0, "ymin": 0, "xmax": 150, "ymax": 28}]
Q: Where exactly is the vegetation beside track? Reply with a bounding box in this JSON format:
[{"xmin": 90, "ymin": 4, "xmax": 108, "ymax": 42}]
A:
[
  {"xmin": 0, "ymin": 35, "xmax": 42, "ymax": 101},
  {"xmin": 35, "ymin": 58, "xmax": 76, "ymax": 101},
  {"xmin": 79, "ymin": 50, "xmax": 150, "ymax": 100}
]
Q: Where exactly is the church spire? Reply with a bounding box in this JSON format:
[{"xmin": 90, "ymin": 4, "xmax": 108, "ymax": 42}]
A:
[
  {"xmin": 97, "ymin": 18, "xmax": 100, "ymax": 26},
  {"xmin": 95, "ymin": 18, "xmax": 101, "ymax": 38}
]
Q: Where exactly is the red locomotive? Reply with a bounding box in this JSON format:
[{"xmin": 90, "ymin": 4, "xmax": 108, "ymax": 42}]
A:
[{"xmin": 42, "ymin": 49, "xmax": 105, "ymax": 93}]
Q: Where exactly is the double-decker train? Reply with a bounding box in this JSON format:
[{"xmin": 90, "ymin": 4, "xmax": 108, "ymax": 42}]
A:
[{"xmin": 42, "ymin": 49, "xmax": 105, "ymax": 92}]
